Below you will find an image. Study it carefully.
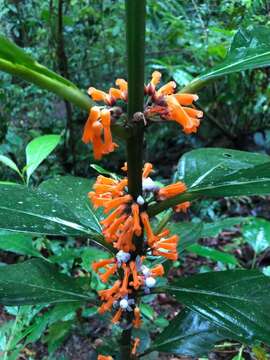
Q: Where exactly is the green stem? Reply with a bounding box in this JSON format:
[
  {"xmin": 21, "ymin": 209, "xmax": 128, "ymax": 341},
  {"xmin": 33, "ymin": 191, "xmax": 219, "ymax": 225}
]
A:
[
  {"xmin": 121, "ymin": 1, "xmax": 146, "ymax": 359},
  {"xmin": 148, "ymin": 192, "xmax": 197, "ymax": 217}
]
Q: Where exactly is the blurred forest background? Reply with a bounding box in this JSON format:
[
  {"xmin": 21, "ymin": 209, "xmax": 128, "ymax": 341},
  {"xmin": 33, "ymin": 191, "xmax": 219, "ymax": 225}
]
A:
[{"xmin": 1, "ymin": 0, "xmax": 270, "ymax": 183}]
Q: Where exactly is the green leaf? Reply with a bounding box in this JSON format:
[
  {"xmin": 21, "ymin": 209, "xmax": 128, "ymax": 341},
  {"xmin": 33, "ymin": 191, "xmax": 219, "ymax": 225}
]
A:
[
  {"xmin": 0, "ymin": 183, "xmax": 97, "ymax": 236},
  {"xmin": 202, "ymin": 217, "xmax": 246, "ymax": 238},
  {"xmin": 167, "ymin": 270, "xmax": 270, "ymax": 344},
  {"xmin": 90, "ymin": 164, "xmax": 118, "ymax": 179},
  {"xmin": 26, "ymin": 135, "xmax": 61, "ymax": 183},
  {"xmin": 44, "ymin": 320, "xmax": 73, "ymax": 353},
  {"xmin": 0, "ymin": 230, "xmax": 42, "ymax": 258},
  {"xmin": 39, "ymin": 175, "xmax": 102, "ymax": 235},
  {"xmin": 183, "ymin": 25, "xmax": 270, "ymax": 92},
  {"xmin": 0, "ymin": 155, "xmax": 21, "ymax": 176},
  {"xmin": 150, "ymin": 309, "xmax": 232, "ymax": 356},
  {"xmin": 242, "ymin": 218, "xmax": 270, "ymax": 254},
  {"xmin": 0, "ymin": 259, "xmax": 92, "ymax": 305},
  {"xmin": 0, "ymin": 35, "xmax": 92, "ymax": 111},
  {"xmin": 178, "ymin": 148, "xmax": 270, "ymax": 198},
  {"xmin": 187, "ymin": 244, "xmax": 238, "ymax": 266}
]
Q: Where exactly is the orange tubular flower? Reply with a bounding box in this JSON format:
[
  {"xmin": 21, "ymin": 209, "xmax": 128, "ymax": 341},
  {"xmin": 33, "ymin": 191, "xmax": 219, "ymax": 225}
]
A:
[
  {"xmin": 156, "ymin": 81, "xmax": 177, "ymax": 96},
  {"xmin": 98, "ymin": 280, "xmax": 121, "ymax": 301},
  {"xmin": 142, "ymin": 162, "xmax": 153, "ymax": 178},
  {"xmin": 92, "ymin": 258, "xmax": 115, "ymax": 273},
  {"xmin": 99, "ymin": 263, "xmax": 118, "ymax": 283},
  {"xmin": 129, "ymin": 261, "xmax": 141, "ymax": 290},
  {"xmin": 103, "ymin": 214, "xmax": 128, "ymax": 241},
  {"xmin": 104, "ymin": 194, "xmax": 133, "ymax": 213},
  {"xmin": 98, "ymin": 355, "xmax": 113, "ymax": 360},
  {"xmin": 100, "ymin": 205, "xmax": 125, "ymax": 228},
  {"xmin": 98, "ymin": 296, "xmax": 115, "ymax": 314},
  {"xmin": 100, "ymin": 109, "xmax": 118, "ymax": 154},
  {"xmin": 131, "ymin": 203, "xmax": 142, "ymax": 236},
  {"xmin": 152, "ymin": 234, "xmax": 179, "ymax": 261},
  {"xmin": 174, "ymin": 93, "xmax": 199, "ymax": 105},
  {"xmin": 140, "ymin": 212, "xmax": 155, "ymax": 245},
  {"xmin": 119, "ymin": 264, "xmax": 130, "ymax": 297},
  {"xmin": 82, "ymin": 106, "xmax": 100, "ymax": 143},
  {"xmin": 175, "ymin": 201, "xmax": 191, "ymax": 213},
  {"xmin": 121, "ymin": 162, "xmax": 128, "ymax": 172},
  {"xmin": 133, "ymin": 307, "xmax": 141, "ymax": 328},
  {"xmin": 151, "ymin": 71, "xmax": 162, "ymax": 87},
  {"xmin": 111, "ymin": 308, "xmax": 123, "ymax": 324},
  {"xmin": 92, "ymin": 121, "xmax": 104, "ymax": 160},
  {"xmin": 150, "ymin": 264, "xmax": 165, "ymax": 277},
  {"xmin": 165, "ymin": 95, "xmax": 201, "ymax": 134},
  {"xmin": 88, "ymin": 87, "xmax": 112, "ymax": 105},
  {"xmin": 115, "ymin": 78, "xmax": 128, "ymax": 93},
  {"xmin": 132, "ymin": 338, "xmax": 140, "ymax": 355},
  {"xmin": 158, "ymin": 181, "xmax": 187, "ymax": 200}
]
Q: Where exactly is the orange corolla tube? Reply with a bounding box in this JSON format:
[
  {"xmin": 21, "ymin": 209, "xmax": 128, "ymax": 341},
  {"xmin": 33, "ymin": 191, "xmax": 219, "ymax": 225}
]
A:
[
  {"xmin": 156, "ymin": 81, "xmax": 176, "ymax": 96},
  {"xmin": 115, "ymin": 78, "xmax": 128, "ymax": 92},
  {"xmin": 150, "ymin": 264, "xmax": 164, "ymax": 277},
  {"xmin": 103, "ymin": 214, "xmax": 128, "ymax": 241},
  {"xmin": 174, "ymin": 93, "xmax": 199, "ymax": 105},
  {"xmin": 92, "ymin": 258, "xmax": 115, "ymax": 272},
  {"xmin": 104, "ymin": 194, "xmax": 133, "ymax": 213},
  {"xmin": 92, "ymin": 121, "xmax": 104, "ymax": 160},
  {"xmin": 98, "ymin": 280, "xmax": 121, "ymax": 301},
  {"xmin": 111, "ymin": 308, "xmax": 123, "ymax": 324},
  {"xmin": 140, "ymin": 212, "xmax": 155, "ymax": 245},
  {"xmin": 88, "ymin": 87, "xmax": 111, "ymax": 104},
  {"xmin": 166, "ymin": 95, "xmax": 201, "ymax": 134},
  {"xmin": 158, "ymin": 181, "xmax": 187, "ymax": 200},
  {"xmin": 98, "ymin": 355, "xmax": 113, "ymax": 360},
  {"xmin": 130, "ymin": 261, "xmax": 141, "ymax": 290},
  {"xmin": 133, "ymin": 307, "xmax": 141, "ymax": 328},
  {"xmin": 101, "ymin": 205, "xmax": 125, "ymax": 228},
  {"xmin": 131, "ymin": 203, "xmax": 141, "ymax": 236},
  {"xmin": 175, "ymin": 201, "xmax": 191, "ymax": 213},
  {"xmin": 100, "ymin": 109, "xmax": 118, "ymax": 153},
  {"xmin": 99, "ymin": 264, "xmax": 118, "ymax": 283},
  {"xmin": 119, "ymin": 264, "xmax": 130, "ymax": 297},
  {"xmin": 132, "ymin": 338, "xmax": 140, "ymax": 355},
  {"xmin": 142, "ymin": 162, "xmax": 153, "ymax": 178},
  {"xmin": 150, "ymin": 71, "xmax": 162, "ymax": 86},
  {"xmin": 82, "ymin": 106, "xmax": 100, "ymax": 143}
]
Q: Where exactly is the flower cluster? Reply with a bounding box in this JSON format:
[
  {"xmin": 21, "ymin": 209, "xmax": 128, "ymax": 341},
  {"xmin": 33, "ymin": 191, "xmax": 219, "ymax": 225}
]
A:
[
  {"xmin": 82, "ymin": 73, "xmax": 202, "ymax": 160},
  {"xmin": 90, "ymin": 162, "xmax": 187, "ymax": 332}
]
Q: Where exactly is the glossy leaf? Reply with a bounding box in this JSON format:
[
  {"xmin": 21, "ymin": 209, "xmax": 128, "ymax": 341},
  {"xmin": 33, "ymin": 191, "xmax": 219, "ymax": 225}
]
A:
[
  {"xmin": 202, "ymin": 217, "xmax": 246, "ymax": 238},
  {"xmin": 183, "ymin": 25, "xmax": 270, "ymax": 92},
  {"xmin": 0, "ymin": 155, "xmax": 21, "ymax": 176},
  {"xmin": 0, "ymin": 230, "xmax": 42, "ymax": 258},
  {"xmin": 150, "ymin": 309, "xmax": 232, "ymax": 356},
  {"xmin": 187, "ymin": 244, "xmax": 238, "ymax": 265},
  {"xmin": 0, "ymin": 259, "xmax": 92, "ymax": 305},
  {"xmin": 242, "ymin": 218, "xmax": 270, "ymax": 254},
  {"xmin": 26, "ymin": 135, "xmax": 61, "ymax": 183},
  {"xmin": 39, "ymin": 175, "xmax": 102, "ymax": 235},
  {"xmin": 178, "ymin": 148, "xmax": 270, "ymax": 198},
  {"xmin": 167, "ymin": 270, "xmax": 270, "ymax": 344},
  {"xmin": 0, "ymin": 183, "xmax": 98, "ymax": 236},
  {"xmin": 0, "ymin": 35, "xmax": 92, "ymax": 111}
]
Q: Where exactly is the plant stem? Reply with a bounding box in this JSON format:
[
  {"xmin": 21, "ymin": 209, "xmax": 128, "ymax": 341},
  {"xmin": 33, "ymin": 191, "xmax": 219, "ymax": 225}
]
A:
[{"xmin": 122, "ymin": 0, "xmax": 146, "ymax": 359}]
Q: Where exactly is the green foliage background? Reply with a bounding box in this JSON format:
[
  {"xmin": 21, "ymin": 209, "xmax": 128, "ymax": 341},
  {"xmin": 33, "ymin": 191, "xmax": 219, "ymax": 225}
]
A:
[{"xmin": 1, "ymin": 0, "xmax": 270, "ymax": 183}]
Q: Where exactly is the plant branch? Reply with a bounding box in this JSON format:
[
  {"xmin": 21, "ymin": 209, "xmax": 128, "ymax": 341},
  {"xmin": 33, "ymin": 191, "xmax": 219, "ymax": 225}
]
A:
[{"xmin": 148, "ymin": 192, "xmax": 198, "ymax": 217}]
